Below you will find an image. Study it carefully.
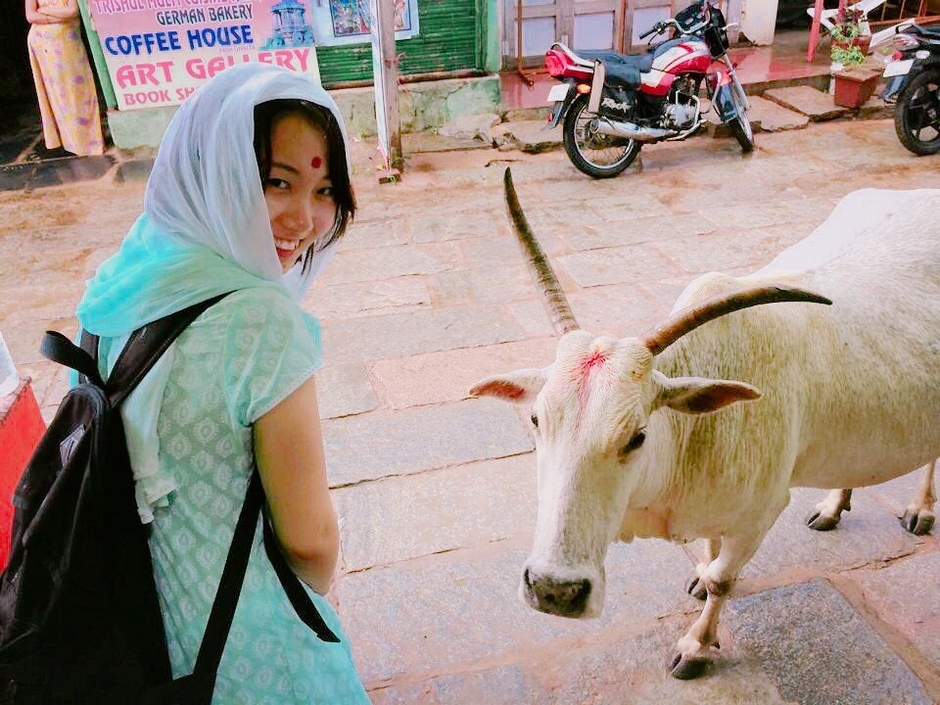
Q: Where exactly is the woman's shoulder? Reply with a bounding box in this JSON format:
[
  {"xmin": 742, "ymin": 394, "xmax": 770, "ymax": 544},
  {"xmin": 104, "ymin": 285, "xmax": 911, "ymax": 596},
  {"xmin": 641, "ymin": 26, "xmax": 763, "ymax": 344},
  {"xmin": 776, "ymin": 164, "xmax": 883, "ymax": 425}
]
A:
[
  {"xmin": 218, "ymin": 287, "xmax": 296, "ymax": 311},
  {"xmin": 199, "ymin": 288, "xmax": 302, "ymax": 327},
  {"xmin": 180, "ymin": 288, "xmax": 315, "ymax": 349}
]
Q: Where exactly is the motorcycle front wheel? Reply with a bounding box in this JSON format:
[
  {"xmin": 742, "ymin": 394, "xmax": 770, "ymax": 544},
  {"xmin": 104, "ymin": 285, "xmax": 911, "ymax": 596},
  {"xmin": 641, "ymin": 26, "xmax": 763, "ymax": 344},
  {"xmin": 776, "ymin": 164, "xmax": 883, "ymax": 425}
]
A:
[
  {"xmin": 895, "ymin": 69, "xmax": 940, "ymax": 156},
  {"xmin": 728, "ymin": 85, "xmax": 755, "ymax": 153},
  {"xmin": 562, "ymin": 95, "xmax": 641, "ymax": 178}
]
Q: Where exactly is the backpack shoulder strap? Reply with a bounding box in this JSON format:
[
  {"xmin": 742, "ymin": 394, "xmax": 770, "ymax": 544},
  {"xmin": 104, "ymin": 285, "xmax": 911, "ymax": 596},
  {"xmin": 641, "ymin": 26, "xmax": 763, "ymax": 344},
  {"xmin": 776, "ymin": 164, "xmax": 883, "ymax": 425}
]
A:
[
  {"xmin": 106, "ymin": 293, "xmax": 231, "ymax": 408},
  {"xmin": 40, "ymin": 331, "xmax": 104, "ymax": 387},
  {"xmin": 79, "ymin": 327, "xmax": 100, "ymax": 386}
]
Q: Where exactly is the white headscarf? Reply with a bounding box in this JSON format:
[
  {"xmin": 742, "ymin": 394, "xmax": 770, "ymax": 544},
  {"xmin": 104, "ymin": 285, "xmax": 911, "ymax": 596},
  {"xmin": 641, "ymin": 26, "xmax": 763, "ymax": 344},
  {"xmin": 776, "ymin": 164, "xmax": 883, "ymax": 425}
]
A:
[
  {"xmin": 144, "ymin": 62, "xmax": 348, "ymax": 297},
  {"xmin": 75, "ymin": 63, "xmax": 350, "ymax": 521}
]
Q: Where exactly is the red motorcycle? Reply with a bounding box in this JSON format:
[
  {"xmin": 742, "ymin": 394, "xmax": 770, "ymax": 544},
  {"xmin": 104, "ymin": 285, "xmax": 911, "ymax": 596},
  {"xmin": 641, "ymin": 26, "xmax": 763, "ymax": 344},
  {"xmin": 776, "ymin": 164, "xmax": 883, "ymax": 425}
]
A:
[{"xmin": 544, "ymin": 0, "xmax": 753, "ymax": 178}]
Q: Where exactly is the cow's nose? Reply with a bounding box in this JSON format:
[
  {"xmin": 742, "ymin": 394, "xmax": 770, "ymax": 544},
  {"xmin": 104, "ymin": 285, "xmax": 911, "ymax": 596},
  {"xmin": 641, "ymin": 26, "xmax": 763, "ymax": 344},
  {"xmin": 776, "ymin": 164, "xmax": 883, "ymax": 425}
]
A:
[{"xmin": 523, "ymin": 569, "xmax": 592, "ymax": 617}]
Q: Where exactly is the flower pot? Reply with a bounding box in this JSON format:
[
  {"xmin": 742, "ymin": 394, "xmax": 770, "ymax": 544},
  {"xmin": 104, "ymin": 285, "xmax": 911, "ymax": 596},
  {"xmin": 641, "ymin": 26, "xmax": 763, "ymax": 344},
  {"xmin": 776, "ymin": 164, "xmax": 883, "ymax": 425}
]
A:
[
  {"xmin": 833, "ymin": 68, "xmax": 880, "ymax": 108},
  {"xmin": 832, "ymin": 34, "xmax": 872, "ymax": 55}
]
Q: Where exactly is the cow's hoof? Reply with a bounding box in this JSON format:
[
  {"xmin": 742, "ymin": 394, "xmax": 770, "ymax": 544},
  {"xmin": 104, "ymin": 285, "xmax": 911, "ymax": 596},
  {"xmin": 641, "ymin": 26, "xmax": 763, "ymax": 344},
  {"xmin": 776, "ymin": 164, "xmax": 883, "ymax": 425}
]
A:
[
  {"xmin": 685, "ymin": 574, "xmax": 707, "ymax": 601},
  {"xmin": 900, "ymin": 509, "xmax": 935, "ymax": 536},
  {"xmin": 668, "ymin": 651, "xmax": 709, "ymax": 680},
  {"xmin": 804, "ymin": 509, "xmax": 840, "ymax": 531}
]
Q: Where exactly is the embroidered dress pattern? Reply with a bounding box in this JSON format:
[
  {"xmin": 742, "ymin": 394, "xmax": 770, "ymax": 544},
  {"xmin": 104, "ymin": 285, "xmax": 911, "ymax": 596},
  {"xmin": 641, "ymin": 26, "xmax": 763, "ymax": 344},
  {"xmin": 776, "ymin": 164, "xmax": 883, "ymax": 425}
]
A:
[{"xmin": 146, "ymin": 289, "xmax": 369, "ymax": 705}]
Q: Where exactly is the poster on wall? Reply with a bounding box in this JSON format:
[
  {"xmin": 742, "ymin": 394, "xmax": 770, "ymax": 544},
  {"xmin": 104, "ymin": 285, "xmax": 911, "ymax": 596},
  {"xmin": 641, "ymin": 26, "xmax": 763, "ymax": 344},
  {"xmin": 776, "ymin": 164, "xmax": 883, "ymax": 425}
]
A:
[
  {"xmin": 308, "ymin": 0, "xmax": 419, "ymax": 46},
  {"xmin": 88, "ymin": 0, "xmax": 324, "ymax": 110}
]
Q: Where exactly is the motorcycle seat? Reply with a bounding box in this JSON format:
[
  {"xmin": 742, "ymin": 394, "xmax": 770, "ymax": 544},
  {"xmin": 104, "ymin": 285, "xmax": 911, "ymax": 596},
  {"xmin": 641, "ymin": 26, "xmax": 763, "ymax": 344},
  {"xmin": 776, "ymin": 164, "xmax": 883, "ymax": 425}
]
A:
[
  {"xmin": 577, "ymin": 50, "xmax": 653, "ymax": 88},
  {"xmin": 650, "ymin": 37, "xmax": 691, "ymax": 59},
  {"xmin": 911, "ymin": 22, "xmax": 940, "ymax": 36}
]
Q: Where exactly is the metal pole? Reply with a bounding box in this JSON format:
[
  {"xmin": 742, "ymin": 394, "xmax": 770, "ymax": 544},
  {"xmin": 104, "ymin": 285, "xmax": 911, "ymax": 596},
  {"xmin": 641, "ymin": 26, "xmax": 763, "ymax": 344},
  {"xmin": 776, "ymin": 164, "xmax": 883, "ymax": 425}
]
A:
[
  {"xmin": 376, "ymin": 0, "xmax": 403, "ymax": 174},
  {"xmin": 616, "ymin": 0, "xmax": 627, "ymax": 52},
  {"xmin": 515, "ymin": 0, "xmax": 534, "ymax": 86},
  {"xmin": 806, "ymin": 0, "xmax": 825, "ymax": 62}
]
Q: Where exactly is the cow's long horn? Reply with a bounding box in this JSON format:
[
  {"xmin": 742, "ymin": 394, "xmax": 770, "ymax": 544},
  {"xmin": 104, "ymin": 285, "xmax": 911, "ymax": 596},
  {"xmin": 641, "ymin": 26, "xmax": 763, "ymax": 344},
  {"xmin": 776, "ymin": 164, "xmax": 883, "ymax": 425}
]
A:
[
  {"xmin": 504, "ymin": 168, "xmax": 579, "ymax": 335},
  {"xmin": 642, "ymin": 285, "xmax": 833, "ymax": 355}
]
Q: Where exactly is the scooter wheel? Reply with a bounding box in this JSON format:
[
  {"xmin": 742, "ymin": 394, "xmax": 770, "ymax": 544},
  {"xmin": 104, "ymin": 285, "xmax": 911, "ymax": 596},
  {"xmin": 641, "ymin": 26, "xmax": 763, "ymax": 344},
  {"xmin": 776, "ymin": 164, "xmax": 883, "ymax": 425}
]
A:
[{"xmin": 895, "ymin": 69, "xmax": 940, "ymax": 156}]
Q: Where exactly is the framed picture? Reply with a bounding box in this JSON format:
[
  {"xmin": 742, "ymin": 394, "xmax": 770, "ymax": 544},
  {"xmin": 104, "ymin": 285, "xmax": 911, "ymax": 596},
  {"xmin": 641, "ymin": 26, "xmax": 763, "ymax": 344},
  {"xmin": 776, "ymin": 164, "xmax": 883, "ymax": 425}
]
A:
[{"xmin": 313, "ymin": 0, "xmax": 418, "ymax": 45}]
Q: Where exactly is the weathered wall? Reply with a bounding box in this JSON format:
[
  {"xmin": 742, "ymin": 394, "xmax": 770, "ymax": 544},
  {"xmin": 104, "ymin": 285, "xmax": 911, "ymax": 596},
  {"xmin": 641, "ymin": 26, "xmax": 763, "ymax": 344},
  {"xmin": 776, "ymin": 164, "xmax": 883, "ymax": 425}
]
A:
[
  {"xmin": 107, "ymin": 75, "xmax": 502, "ymax": 148},
  {"xmin": 740, "ymin": 0, "xmax": 779, "ymax": 46}
]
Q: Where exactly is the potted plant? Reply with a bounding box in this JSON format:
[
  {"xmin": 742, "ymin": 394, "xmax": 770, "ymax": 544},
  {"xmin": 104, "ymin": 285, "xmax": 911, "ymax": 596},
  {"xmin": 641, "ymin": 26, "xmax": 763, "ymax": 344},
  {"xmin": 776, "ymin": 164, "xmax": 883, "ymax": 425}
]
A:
[
  {"xmin": 830, "ymin": 8, "xmax": 872, "ymax": 57},
  {"xmin": 830, "ymin": 9, "xmax": 878, "ymax": 109}
]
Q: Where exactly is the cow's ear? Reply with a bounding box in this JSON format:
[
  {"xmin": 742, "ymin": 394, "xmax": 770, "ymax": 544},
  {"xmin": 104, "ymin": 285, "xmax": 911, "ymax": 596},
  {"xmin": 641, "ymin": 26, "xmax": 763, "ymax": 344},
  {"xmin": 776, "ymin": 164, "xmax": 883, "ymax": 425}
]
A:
[
  {"xmin": 651, "ymin": 370, "xmax": 761, "ymax": 414},
  {"xmin": 469, "ymin": 368, "xmax": 548, "ymax": 404}
]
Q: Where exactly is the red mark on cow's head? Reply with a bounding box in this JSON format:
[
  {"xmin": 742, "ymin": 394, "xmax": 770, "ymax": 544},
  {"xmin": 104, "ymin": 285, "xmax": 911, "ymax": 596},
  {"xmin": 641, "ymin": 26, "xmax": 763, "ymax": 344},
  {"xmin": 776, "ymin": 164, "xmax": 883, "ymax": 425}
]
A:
[
  {"xmin": 580, "ymin": 351, "xmax": 607, "ymax": 376},
  {"xmin": 311, "ymin": 156, "xmax": 322, "ymax": 169},
  {"xmin": 576, "ymin": 350, "xmax": 608, "ymax": 409}
]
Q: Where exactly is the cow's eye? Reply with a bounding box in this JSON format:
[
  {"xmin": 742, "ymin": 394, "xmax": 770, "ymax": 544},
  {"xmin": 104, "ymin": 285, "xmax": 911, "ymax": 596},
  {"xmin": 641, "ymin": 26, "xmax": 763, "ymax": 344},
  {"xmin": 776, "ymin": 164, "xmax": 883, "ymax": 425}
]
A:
[
  {"xmin": 620, "ymin": 430, "xmax": 646, "ymax": 455},
  {"xmin": 530, "ymin": 413, "xmax": 539, "ymax": 428}
]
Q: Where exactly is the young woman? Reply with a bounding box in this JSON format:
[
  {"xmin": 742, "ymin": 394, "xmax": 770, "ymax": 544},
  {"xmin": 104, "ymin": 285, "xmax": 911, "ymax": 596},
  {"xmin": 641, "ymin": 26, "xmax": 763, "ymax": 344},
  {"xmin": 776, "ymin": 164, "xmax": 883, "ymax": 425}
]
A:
[
  {"xmin": 25, "ymin": 0, "xmax": 104, "ymax": 156},
  {"xmin": 74, "ymin": 64, "xmax": 369, "ymax": 703}
]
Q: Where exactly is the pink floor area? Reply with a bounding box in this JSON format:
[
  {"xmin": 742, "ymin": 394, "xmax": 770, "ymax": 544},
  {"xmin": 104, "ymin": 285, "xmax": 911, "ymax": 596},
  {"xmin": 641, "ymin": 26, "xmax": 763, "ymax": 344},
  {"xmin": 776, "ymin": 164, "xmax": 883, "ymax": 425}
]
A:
[{"xmin": 500, "ymin": 29, "xmax": 833, "ymax": 111}]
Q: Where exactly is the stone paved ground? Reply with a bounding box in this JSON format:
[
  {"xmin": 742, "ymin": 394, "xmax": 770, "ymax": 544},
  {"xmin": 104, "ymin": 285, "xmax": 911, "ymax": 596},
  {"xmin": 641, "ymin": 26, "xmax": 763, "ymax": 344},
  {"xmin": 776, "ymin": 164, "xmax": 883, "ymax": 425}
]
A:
[{"xmin": 1, "ymin": 119, "xmax": 939, "ymax": 703}]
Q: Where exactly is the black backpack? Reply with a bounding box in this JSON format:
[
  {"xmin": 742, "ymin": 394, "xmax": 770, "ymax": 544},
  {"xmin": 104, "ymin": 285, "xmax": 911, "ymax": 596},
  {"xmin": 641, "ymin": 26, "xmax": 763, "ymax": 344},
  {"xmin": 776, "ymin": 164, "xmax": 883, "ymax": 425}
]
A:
[{"xmin": 0, "ymin": 295, "xmax": 338, "ymax": 704}]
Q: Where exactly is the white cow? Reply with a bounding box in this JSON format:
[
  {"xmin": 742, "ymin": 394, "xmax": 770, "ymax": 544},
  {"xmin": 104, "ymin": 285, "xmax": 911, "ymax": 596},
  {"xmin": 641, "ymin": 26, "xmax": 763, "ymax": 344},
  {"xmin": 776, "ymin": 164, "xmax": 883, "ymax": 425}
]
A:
[{"xmin": 471, "ymin": 182, "xmax": 940, "ymax": 679}]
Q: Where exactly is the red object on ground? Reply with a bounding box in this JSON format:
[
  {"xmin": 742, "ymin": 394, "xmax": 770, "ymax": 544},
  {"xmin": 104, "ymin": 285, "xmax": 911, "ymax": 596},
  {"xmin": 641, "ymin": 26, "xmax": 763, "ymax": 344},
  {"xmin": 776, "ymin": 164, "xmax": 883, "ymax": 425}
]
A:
[
  {"xmin": 0, "ymin": 378, "xmax": 46, "ymax": 571},
  {"xmin": 833, "ymin": 68, "xmax": 880, "ymax": 107}
]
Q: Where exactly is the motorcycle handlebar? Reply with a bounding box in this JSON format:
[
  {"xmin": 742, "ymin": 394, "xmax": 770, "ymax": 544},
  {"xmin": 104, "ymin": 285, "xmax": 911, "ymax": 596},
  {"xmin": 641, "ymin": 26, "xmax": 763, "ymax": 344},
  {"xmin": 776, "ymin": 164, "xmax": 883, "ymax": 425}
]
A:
[{"xmin": 640, "ymin": 7, "xmax": 714, "ymax": 43}]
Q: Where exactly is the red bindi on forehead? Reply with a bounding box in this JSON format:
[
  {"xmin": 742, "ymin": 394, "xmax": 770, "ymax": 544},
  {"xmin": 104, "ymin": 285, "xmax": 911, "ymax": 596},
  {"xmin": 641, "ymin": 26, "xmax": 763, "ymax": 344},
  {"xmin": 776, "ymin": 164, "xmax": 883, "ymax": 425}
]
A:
[{"xmin": 311, "ymin": 156, "xmax": 322, "ymax": 169}]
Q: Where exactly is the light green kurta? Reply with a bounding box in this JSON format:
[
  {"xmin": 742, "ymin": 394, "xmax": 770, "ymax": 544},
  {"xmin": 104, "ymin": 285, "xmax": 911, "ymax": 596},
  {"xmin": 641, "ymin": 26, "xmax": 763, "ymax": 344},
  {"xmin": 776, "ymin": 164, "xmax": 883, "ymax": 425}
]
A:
[{"xmin": 126, "ymin": 288, "xmax": 368, "ymax": 704}]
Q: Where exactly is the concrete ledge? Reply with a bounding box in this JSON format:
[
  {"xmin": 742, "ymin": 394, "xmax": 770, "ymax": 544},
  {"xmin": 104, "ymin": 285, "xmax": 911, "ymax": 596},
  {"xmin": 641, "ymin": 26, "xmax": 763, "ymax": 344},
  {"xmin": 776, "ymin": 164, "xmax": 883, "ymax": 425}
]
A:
[
  {"xmin": 336, "ymin": 75, "xmax": 502, "ymax": 137},
  {"xmin": 107, "ymin": 105, "xmax": 178, "ymax": 150},
  {"xmin": 106, "ymin": 74, "xmax": 502, "ymax": 148}
]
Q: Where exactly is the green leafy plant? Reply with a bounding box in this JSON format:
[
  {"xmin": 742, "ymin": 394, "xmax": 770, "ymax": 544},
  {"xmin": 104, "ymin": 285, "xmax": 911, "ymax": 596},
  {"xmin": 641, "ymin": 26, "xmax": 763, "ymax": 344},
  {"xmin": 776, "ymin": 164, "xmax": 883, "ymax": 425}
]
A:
[
  {"xmin": 831, "ymin": 42, "xmax": 865, "ymax": 66},
  {"xmin": 830, "ymin": 7, "xmax": 866, "ymax": 67}
]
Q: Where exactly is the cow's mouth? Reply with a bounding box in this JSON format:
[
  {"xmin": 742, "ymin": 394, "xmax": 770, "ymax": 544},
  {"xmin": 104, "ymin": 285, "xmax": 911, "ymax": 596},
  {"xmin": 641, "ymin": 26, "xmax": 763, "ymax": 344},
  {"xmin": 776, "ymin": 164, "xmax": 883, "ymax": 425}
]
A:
[{"xmin": 521, "ymin": 567, "xmax": 593, "ymax": 618}]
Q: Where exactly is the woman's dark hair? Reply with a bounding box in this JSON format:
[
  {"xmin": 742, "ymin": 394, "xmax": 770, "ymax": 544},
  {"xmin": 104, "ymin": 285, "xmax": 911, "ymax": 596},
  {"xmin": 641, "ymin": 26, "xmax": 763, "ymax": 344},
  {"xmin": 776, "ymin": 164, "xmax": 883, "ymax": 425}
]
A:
[{"xmin": 253, "ymin": 98, "xmax": 356, "ymax": 273}]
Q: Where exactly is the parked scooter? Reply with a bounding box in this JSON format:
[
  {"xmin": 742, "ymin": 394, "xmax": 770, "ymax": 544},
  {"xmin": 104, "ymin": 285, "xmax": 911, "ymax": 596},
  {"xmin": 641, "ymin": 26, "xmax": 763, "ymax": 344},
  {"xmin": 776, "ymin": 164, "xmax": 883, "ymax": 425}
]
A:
[
  {"xmin": 544, "ymin": 0, "xmax": 753, "ymax": 178},
  {"xmin": 881, "ymin": 22, "xmax": 940, "ymax": 155}
]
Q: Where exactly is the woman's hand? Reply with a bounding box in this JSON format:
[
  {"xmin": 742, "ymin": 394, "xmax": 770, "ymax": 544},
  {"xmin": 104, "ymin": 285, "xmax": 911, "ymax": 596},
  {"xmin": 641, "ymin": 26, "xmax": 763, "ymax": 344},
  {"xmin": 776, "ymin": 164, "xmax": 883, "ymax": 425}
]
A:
[
  {"xmin": 25, "ymin": 0, "xmax": 52, "ymax": 23},
  {"xmin": 254, "ymin": 376, "xmax": 339, "ymax": 596},
  {"xmin": 25, "ymin": 0, "xmax": 79, "ymax": 23}
]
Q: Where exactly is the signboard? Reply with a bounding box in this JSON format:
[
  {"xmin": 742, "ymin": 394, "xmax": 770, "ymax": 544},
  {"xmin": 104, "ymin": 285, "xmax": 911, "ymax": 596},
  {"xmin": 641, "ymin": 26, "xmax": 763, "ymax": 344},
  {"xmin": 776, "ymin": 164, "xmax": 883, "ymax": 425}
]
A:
[
  {"xmin": 309, "ymin": 0, "xmax": 418, "ymax": 47},
  {"xmin": 89, "ymin": 0, "xmax": 323, "ymax": 110}
]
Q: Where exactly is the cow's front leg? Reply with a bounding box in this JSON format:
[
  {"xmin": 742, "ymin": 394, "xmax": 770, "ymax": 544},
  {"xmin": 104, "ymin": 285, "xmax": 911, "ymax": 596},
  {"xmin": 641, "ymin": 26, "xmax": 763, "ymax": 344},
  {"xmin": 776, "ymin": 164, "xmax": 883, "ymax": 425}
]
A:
[
  {"xmin": 900, "ymin": 459, "xmax": 936, "ymax": 535},
  {"xmin": 669, "ymin": 530, "xmax": 768, "ymax": 680},
  {"xmin": 685, "ymin": 537, "xmax": 721, "ymax": 601},
  {"xmin": 805, "ymin": 488, "xmax": 852, "ymax": 531}
]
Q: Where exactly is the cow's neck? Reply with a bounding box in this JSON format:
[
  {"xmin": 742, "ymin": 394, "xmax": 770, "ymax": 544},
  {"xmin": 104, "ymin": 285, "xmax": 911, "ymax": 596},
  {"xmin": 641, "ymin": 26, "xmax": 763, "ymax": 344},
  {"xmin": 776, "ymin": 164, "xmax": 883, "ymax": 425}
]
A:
[
  {"xmin": 617, "ymin": 409, "xmax": 685, "ymax": 542},
  {"xmin": 616, "ymin": 343, "xmax": 710, "ymax": 543}
]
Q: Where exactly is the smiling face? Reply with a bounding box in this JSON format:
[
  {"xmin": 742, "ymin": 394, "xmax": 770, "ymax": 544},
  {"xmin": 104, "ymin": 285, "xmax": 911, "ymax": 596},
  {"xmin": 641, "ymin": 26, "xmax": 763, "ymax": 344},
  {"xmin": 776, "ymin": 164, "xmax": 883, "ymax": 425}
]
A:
[{"xmin": 262, "ymin": 112, "xmax": 338, "ymax": 273}]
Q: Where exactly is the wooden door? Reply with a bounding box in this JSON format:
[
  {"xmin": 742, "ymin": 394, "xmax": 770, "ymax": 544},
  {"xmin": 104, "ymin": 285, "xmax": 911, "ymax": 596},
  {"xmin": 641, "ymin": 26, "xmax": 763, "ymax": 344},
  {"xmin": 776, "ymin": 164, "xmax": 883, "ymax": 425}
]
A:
[{"xmin": 503, "ymin": 0, "xmax": 621, "ymax": 67}]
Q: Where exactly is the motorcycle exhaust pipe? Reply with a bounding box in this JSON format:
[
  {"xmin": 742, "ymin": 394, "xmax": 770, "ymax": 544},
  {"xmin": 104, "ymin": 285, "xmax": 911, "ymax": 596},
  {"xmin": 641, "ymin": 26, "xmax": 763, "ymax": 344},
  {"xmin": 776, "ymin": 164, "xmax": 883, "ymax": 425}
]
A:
[{"xmin": 592, "ymin": 117, "xmax": 675, "ymax": 142}]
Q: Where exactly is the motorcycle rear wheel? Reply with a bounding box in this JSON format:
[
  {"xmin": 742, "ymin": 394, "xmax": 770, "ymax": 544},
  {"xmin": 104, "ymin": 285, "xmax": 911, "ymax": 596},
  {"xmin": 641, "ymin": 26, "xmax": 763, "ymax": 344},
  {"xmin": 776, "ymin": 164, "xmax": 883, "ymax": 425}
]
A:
[
  {"xmin": 562, "ymin": 95, "xmax": 641, "ymax": 179},
  {"xmin": 895, "ymin": 69, "xmax": 940, "ymax": 156}
]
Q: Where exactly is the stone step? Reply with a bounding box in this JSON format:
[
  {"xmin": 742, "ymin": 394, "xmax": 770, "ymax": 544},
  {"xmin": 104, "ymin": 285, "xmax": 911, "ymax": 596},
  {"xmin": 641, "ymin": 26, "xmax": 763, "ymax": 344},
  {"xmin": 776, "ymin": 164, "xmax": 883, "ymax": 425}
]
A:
[
  {"xmin": 492, "ymin": 120, "xmax": 563, "ymax": 154},
  {"xmin": 418, "ymin": 79, "xmax": 893, "ymax": 155},
  {"xmin": 705, "ymin": 94, "xmax": 809, "ymax": 138},
  {"xmin": 762, "ymin": 84, "xmax": 852, "ymax": 121}
]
